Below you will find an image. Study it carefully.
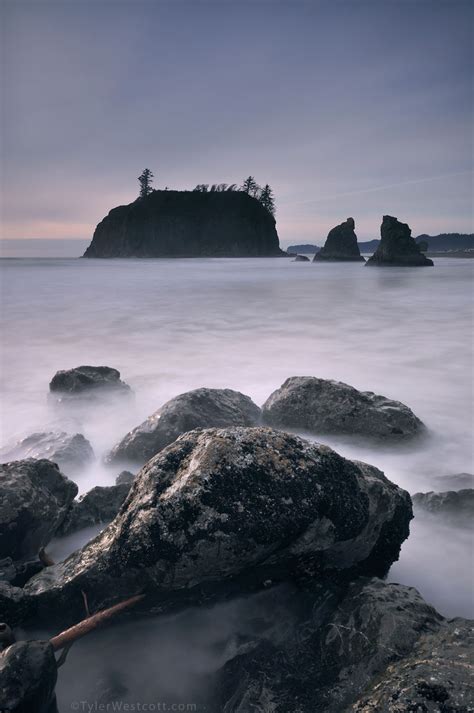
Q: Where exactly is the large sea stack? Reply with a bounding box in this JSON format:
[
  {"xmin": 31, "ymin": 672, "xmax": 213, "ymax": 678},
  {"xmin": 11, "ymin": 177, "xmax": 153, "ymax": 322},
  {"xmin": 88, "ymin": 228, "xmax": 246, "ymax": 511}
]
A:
[
  {"xmin": 313, "ymin": 217, "xmax": 365, "ymax": 262},
  {"xmin": 366, "ymin": 215, "xmax": 434, "ymax": 266},
  {"xmin": 83, "ymin": 190, "xmax": 284, "ymax": 258}
]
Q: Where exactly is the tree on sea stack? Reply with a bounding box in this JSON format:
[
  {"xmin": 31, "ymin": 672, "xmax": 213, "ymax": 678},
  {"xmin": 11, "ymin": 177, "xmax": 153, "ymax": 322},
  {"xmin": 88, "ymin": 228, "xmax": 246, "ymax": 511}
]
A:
[
  {"xmin": 138, "ymin": 168, "xmax": 154, "ymax": 198},
  {"xmin": 241, "ymin": 176, "xmax": 260, "ymax": 197},
  {"xmin": 259, "ymin": 184, "xmax": 275, "ymax": 216}
]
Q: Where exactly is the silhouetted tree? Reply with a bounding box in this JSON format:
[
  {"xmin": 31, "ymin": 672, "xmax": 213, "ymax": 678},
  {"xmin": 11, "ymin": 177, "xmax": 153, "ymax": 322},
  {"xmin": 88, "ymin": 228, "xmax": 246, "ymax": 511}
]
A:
[
  {"xmin": 259, "ymin": 184, "xmax": 275, "ymax": 216},
  {"xmin": 138, "ymin": 169, "xmax": 154, "ymax": 198},
  {"xmin": 241, "ymin": 176, "xmax": 260, "ymax": 197}
]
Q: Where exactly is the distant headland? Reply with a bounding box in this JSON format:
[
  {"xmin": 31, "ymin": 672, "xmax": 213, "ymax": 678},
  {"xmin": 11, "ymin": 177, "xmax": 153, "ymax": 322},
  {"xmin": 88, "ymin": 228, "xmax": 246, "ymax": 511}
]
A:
[
  {"xmin": 288, "ymin": 232, "xmax": 474, "ymax": 256},
  {"xmin": 83, "ymin": 171, "xmax": 284, "ymax": 258}
]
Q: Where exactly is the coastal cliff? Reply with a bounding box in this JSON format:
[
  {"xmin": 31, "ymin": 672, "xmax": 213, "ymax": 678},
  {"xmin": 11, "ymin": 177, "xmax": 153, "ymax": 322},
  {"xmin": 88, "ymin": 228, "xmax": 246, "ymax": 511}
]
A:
[{"xmin": 83, "ymin": 190, "xmax": 284, "ymax": 258}]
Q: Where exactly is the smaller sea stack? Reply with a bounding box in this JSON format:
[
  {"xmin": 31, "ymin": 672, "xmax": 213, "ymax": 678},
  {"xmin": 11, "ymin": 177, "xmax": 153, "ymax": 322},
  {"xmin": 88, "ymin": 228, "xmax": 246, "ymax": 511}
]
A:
[
  {"xmin": 366, "ymin": 215, "xmax": 434, "ymax": 266},
  {"xmin": 313, "ymin": 217, "xmax": 365, "ymax": 262}
]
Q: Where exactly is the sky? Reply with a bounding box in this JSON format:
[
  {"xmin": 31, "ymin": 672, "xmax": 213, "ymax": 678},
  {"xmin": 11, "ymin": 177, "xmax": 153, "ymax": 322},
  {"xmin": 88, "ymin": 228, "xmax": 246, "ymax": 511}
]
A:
[{"xmin": 1, "ymin": 0, "xmax": 473, "ymax": 250}]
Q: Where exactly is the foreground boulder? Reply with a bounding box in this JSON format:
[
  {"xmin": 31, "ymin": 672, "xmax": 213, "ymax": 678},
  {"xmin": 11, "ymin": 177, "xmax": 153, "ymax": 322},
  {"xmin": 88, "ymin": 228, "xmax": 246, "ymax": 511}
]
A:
[
  {"xmin": 215, "ymin": 577, "xmax": 445, "ymax": 713},
  {"xmin": 0, "ymin": 640, "xmax": 58, "ymax": 713},
  {"xmin": 366, "ymin": 216, "xmax": 434, "ymax": 266},
  {"xmin": 0, "ymin": 432, "xmax": 94, "ymax": 473},
  {"xmin": 49, "ymin": 365, "xmax": 131, "ymax": 397},
  {"xmin": 352, "ymin": 619, "xmax": 473, "ymax": 712},
  {"xmin": 313, "ymin": 217, "xmax": 365, "ymax": 262},
  {"xmin": 0, "ymin": 460, "xmax": 78, "ymax": 561},
  {"xmin": 57, "ymin": 482, "xmax": 133, "ymax": 536},
  {"xmin": 21, "ymin": 427, "xmax": 411, "ymax": 626},
  {"xmin": 262, "ymin": 377, "xmax": 423, "ymax": 440},
  {"xmin": 83, "ymin": 190, "xmax": 284, "ymax": 258},
  {"xmin": 107, "ymin": 387, "xmax": 261, "ymax": 465},
  {"xmin": 412, "ymin": 489, "xmax": 474, "ymax": 528}
]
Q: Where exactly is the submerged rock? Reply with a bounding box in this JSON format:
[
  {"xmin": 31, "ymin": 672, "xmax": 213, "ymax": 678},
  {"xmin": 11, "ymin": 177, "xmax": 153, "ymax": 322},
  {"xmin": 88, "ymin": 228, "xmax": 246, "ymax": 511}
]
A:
[
  {"xmin": 313, "ymin": 217, "xmax": 365, "ymax": 262},
  {"xmin": 0, "ymin": 431, "xmax": 94, "ymax": 473},
  {"xmin": 57, "ymin": 482, "xmax": 133, "ymax": 536},
  {"xmin": 293, "ymin": 254, "xmax": 310, "ymax": 262},
  {"xmin": 366, "ymin": 215, "xmax": 434, "ymax": 266},
  {"xmin": 215, "ymin": 577, "xmax": 444, "ymax": 713},
  {"xmin": 83, "ymin": 190, "xmax": 284, "ymax": 258},
  {"xmin": 352, "ymin": 619, "xmax": 474, "ymax": 712},
  {"xmin": 412, "ymin": 489, "xmax": 474, "ymax": 527},
  {"xmin": 0, "ymin": 459, "xmax": 78, "ymax": 561},
  {"xmin": 22, "ymin": 427, "xmax": 411, "ymax": 626},
  {"xmin": 0, "ymin": 640, "xmax": 58, "ymax": 713},
  {"xmin": 107, "ymin": 387, "xmax": 261, "ymax": 465},
  {"xmin": 49, "ymin": 365, "xmax": 131, "ymax": 397},
  {"xmin": 262, "ymin": 376, "xmax": 423, "ymax": 440}
]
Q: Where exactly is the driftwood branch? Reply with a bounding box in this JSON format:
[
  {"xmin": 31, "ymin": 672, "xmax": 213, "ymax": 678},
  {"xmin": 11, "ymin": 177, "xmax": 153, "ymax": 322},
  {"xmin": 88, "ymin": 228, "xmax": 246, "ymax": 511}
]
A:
[{"xmin": 50, "ymin": 593, "xmax": 144, "ymax": 651}]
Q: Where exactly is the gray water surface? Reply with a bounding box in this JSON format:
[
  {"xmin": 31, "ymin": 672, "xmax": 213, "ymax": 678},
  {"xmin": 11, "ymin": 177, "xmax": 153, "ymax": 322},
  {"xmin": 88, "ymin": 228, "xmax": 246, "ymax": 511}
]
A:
[{"xmin": 1, "ymin": 256, "xmax": 473, "ymax": 618}]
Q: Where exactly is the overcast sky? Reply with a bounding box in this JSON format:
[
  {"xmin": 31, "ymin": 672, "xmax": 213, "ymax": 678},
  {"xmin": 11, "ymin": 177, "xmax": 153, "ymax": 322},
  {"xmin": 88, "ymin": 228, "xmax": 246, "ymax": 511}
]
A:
[{"xmin": 1, "ymin": 0, "xmax": 472, "ymax": 247}]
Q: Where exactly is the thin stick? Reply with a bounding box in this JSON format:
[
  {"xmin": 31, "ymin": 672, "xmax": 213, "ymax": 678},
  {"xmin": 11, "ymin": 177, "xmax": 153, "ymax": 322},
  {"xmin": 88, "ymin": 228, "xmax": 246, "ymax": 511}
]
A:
[{"xmin": 50, "ymin": 594, "xmax": 144, "ymax": 651}]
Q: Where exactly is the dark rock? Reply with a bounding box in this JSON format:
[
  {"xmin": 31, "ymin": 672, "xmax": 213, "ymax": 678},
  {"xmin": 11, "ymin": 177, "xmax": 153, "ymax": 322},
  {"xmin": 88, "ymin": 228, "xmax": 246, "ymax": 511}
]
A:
[
  {"xmin": 49, "ymin": 365, "xmax": 131, "ymax": 396},
  {"xmin": 352, "ymin": 619, "xmax": 474, "ymax": 712},
  {"xmin": 22, "ymin": 428, "xmax": 411, "ymax": 627},
  {"xmin": 116, "ymin": 470, "xmax": 135, "ymax": 486},
  {"xmin": 412, "ymin": 489, "xmax": 474, "ymax": 527},
  {"xmin": 432, "ymin": 472, "xmax": 473, "ymax": 491},
  {"xmin": 293, "ymin": 254, "xmax": 310, "ymax": 262},
  {"xmin": 215, "ymin": 577, "xmax": 444, "ymax": 713},
  {"xmin": 0, "ymin": 459, "xmax": 78, "ymax": 561},
  {"xmin": 83, "ymin": 190, "xmax": 284, "ymax": 258},
  {"xmin": 262, "ymin": 376, "xmax": 424, "ymax": 440},
  {"xmin": 366, "ymin": 215, "xmax": 434, "ymax": 266},
  {"xmin": 107, "ymin": 387, "xmax": 261, "ymax": 466},
  {"xmin": 313, "ymin": 217, "xmax": 365, "ymax": 262},
  {"xmin": 0, "ymin": 640, "xmax": 58, "ymax": 713},
  {"xmin": 0, "ymin": 556, "xmax": 44, "ymax": 587},
  {"xmin": 0, "ymin": 431, "xmax": 94, "ymax": 473},
  {"xmin": 0, "ymin": 582, "xmax": 28, "ymax": 624},
  {"xmin": 57, "ymin": 483, "xmax": 132, "ymax": 536}
]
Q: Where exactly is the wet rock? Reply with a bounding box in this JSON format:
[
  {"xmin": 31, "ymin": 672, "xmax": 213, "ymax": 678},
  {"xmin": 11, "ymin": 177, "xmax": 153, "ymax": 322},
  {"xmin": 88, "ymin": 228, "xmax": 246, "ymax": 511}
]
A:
[
  {"xmin": 115, "ymin": 470, "xmax": 135, "ymax": 486},
  {"xmin": 0, "ymin": 582, "xmax": 28, "ymax": 624},
  {"xmin": 107, "ymin": 387, "xmax": 261, "ymax": 465},
  {"xmin": 57, "ymin": 482, "xmax": 132, "ymax": 536},
  {"xmin": 293, "ymin": 254, "xmax": 310, "ymax": 262},
  {"xmin": 0, "ymin": 640, "xmax": 58, "ymax": 713},
  {"xmin": 313, "ymin": 217, "xmax": 365, "ymax": 262},
  {"xmin": 49, "ymin": 365, "xmax": 131, "ymax": 397},
  {"xmin": 262, "ymin": 376, "xmax": 424, "ymax": 440},
  {"xmin": 412, "ymin": 489, "xmax": 474, "ymax": 528},
  {"xmin": 0, "ymin": 556, "xmax": 43, "ymax": 587},
  {"xmin": 0, "ymin": 459, "xmax": 78, "ymax": 561},
  {"xmin": 215, "ymin": 577, "xmax": 444, "ymax": 713},
  {"xmin": 352, "ymin": 619, "xmax": 474, "ymax": 712},
  {"xmin": 0, "ymin": 431, "xmax": 94, "ymax": 473},
  {"xmin": 23, "ymin": 427, "xmax": 411, "ymax": 626},
  {"xmin": 366, "ymin": 215, "xmax": 434, "ymax": 266}
]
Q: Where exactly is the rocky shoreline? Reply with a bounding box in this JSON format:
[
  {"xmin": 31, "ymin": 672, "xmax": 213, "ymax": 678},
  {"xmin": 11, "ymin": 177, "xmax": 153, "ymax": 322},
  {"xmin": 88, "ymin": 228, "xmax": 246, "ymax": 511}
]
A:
[{"xmin": 1, "ymin": 366, "xmax": 472, "ymax": 712}]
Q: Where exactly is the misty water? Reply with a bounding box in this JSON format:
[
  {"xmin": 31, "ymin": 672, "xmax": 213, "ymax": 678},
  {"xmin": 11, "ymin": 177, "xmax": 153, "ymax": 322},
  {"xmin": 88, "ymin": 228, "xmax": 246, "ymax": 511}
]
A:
[{"xmin": 1, "ymin": 255, "xmax": 473, "ymax": 706}]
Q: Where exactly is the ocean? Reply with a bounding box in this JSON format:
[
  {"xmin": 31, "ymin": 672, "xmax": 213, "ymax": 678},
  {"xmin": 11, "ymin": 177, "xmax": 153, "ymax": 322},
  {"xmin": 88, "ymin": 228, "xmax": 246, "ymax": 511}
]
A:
[
  {"xmin": 1, "ymin": 256, "xmax": 472, "ymax": 619},
  {"xmin": 2, "ymin": 254, "xmax": 473, "ymax": 706}
]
